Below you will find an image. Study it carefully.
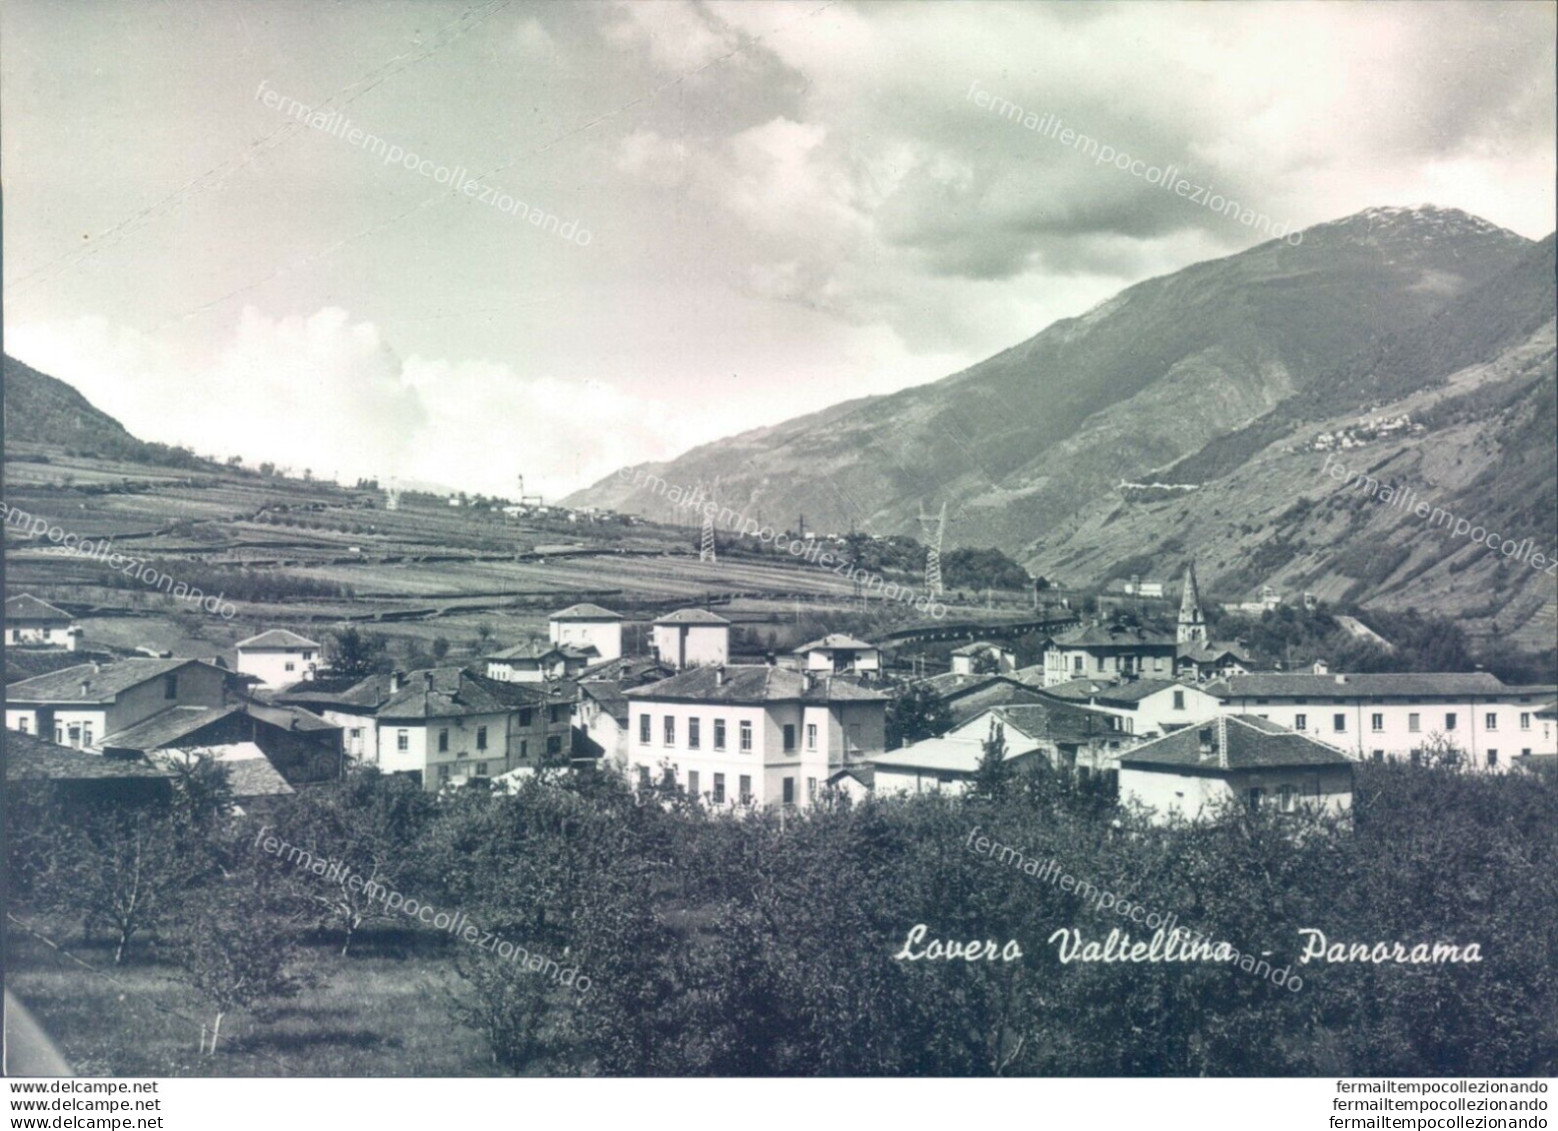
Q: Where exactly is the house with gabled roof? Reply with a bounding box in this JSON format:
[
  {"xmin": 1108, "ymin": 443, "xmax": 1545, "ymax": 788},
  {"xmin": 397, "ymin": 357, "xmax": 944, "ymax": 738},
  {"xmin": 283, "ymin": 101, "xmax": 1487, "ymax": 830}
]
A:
[
  {"xmin": 1042, "ymin": 622, "xmax": 1179, "ymax": 686},
  {"xmin": 949, "ymin": 640, "xmax": 1016, "ymax": 675},
  {"xmin": 5, "ymin": 594, "xmax": 81, "ymax": 651},
  {"xmin": 235, "ymin": 629, "xmax": 321, "ymax": 690},
  {"xmin": 913, "ymin": 671, "xmax": 1048, "ymax": 727},
  {"xmin": 625, "ymin": 663, "xmax": 888, "ymax": 808},
  {"xmin": 652, "ymin": 607, "xmax": 730, "ymax": 669},
  {"xmin": 486, "ymin": 640, "xmax": 598, "ymax": 683},
  {"xmin": 5, "ymin": 730, "xmax": 174, "ymax": 807},
  {"xmin": 275, "ymin": 667, "xmax": 576, "ymax": 789},
  {"xmin": 5, "ymin": 658, "xmax": 230, "ymax": 751},
  {"xmin": 793, "ymin": 633, "xmax": 881, "ymax": 676},
  {"xmin": 1038, "ymin": 677, "xmax": 1222, "ymax": 739},
  {"xmin": 548, "ymin": 603, "xmax": 623, "ymax": 662},
  {"xmin": 1118, "ymin": 715, "xmax": 1356, "ymax": 824}
]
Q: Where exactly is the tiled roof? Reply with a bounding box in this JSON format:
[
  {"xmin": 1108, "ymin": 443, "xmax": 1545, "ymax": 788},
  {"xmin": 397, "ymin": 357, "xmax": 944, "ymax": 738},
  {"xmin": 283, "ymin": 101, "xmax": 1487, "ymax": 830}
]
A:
[
  {"xmin": 1119, "ymin": 715, "xmax": 1354, "ymax": 771},
  {"xmin": 242, "ymin": 702, "xmax": 339, "ymax": 733},
  {"xmin": 580, "ymin": 681, "xmax": 630, "ymax": 724},
  {"xmin": 794, "ymin": 634, "xmax": 877, "ymax": 653},
  {"xmin": 628, "ymin": 664, "xmax": 889, "ymax": 704},
  {"xmin": 5, "ymin": 594, "xmax": 72, "ymax": 622},
  {"xmin": 871, "ymin": 737, "xmax": 988, "ymax": 774},
  {"xmin": 100, "ymin": 706, "xmax": 238, "ymax": 751},
  {"xmin": 916, "ymin": 672, "xmax": 1012, "ymax": 698},
  {"xmin": 550, "ymin": 603, "xmax": 623, "ymax": 621},
  {"xmin": 1054, "ymin": 623, "xmax": 1177, "ymax": 648},
  {"xmin": 950, "ymin": 640, "xmax": 1008, "ymax": 656},
  {"xmin": 987, "ymin": 700, "xmax": 1122, "ymax": 745},
  {"xmin": 1178, "ymin": 640, "xmax": 1253, "ymax": 663},
  {"xmin": 653, "ymin": 608, "xmax": 731, "ymax": 625},
  {"xmin": 1039, "ymin": 678, "xmax": 1202, "ymax": 706},
  {"xmin": 487, "ymin": 642, "xmax": 566, "ymax": 662},
  {"xmin": 5, "ymin": 731, "xmax": 173, "ymax": 781},
  {"xmin": 1206, "ymin": 672, "xmax": 1512, "ymax": 699},
  {"xmin": 7, "ymin": 659, "xmax": 212, "ymax": 704},
  {"xmin": 158, "ymin": 744, "xmax": 296, "ymax": 797},
  {"xmin": 580, "ymin": 655, "xmax": 676, "ymax": 685},
  {"xmin": 235, "ymin": 629, "xmax": 321, "ymax": 650},
  {"xmin": 376, "ymin": 668, "xmax": 577, "ymax": 720},
  {"xmin": 1008, "ymin": 664, "xmax": 1049, "ymax": 688}
]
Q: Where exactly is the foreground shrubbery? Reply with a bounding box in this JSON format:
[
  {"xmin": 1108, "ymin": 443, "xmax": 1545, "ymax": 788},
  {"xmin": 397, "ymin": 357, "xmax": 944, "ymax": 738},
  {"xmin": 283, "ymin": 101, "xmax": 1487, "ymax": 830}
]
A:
[{"xmin": 7, "ymin": 760, "xmax": 1555, "ymax": 1075}]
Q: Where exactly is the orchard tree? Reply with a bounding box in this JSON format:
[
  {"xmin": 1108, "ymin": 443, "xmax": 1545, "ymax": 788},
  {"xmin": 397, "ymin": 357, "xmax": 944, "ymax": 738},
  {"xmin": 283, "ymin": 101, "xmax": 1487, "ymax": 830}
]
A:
[{"xmin": 885, "ymin": 684, "xmax": 954, "ymax": 750}]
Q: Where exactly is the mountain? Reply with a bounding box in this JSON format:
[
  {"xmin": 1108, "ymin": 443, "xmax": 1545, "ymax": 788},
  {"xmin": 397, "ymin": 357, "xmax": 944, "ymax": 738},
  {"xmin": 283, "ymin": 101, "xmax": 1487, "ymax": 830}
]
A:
[
  {"xmin": 567, "ymin": 206, "xmax": 1554, "ymax": 634},
  {"xmin": 2, "ymin": 354, "xmax": 209, "ymax": 469}
]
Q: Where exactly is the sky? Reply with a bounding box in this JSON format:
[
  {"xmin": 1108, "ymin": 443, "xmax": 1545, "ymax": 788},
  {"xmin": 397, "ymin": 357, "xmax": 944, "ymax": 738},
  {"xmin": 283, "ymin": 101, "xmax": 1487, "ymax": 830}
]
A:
[{"xmin": 4, "ymin": 0, "xmax": 1554, "ymax": 500}]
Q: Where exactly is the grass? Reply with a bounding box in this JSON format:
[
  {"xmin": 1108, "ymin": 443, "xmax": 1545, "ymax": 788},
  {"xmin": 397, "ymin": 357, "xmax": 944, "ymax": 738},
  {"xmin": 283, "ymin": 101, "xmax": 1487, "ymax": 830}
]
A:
[{"xmin": 5, "ymin": 916, "xmax": 495, "ymax": 1076}]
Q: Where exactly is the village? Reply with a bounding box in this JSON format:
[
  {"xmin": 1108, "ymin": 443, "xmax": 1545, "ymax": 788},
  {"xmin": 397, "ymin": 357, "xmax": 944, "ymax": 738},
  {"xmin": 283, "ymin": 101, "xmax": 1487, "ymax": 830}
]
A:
[{"xmin": 8, "ymin": 555, "xmax": 1554, "ymax": 821}]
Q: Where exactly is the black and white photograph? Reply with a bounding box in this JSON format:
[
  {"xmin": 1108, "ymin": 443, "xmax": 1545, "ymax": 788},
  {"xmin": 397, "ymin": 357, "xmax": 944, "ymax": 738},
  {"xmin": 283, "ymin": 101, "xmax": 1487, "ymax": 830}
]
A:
[{"xmin": 1, "ymin": 0, "xmax": 1555, "ymax": 1116}]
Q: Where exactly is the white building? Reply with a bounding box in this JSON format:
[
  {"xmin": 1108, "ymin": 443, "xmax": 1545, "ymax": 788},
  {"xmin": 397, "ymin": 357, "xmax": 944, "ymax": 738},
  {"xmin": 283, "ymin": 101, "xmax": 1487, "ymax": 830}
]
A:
[
  {"xmin": 486, "ymin": 642, "xmax": 596, "ymax": 683},
  {"xmin": 548, "ymin": 603, "xmax": 624, "ymax": 662},
  {"xmin": 6, "ymin": 658, "xmax": 230, "ymax": 750},
  {"xmin": 1205, "ymin": 672, "xmax": 1558, "ymax": 772},
  {"xmin": 5, "ymin": 594, "xmax": 81, "ymax": 651},
  {"xmin": 949, "ymin": 641, "xmax": 1016, "ymax": 675},
  {"xmin": 625, "ymin": 664, "xmax": 887, "ymax": 808},
  {"xmin": 1038, "ymin": 678, "xmax": 1223, "ymax": 740},
  {"xmin": 1118, "ymin": 715, "xmax": 1356, "ymax": 824},
  {"xmin": 235, "ymin": 629, "xmax": 322, "ymax": 690},
  {"xmin": 794, "ymin": 634, "xmax": 882, "ymax": 676},
  {"xmin": 651, "ymin": 608, "xmax": 730, "ymax": 670}
]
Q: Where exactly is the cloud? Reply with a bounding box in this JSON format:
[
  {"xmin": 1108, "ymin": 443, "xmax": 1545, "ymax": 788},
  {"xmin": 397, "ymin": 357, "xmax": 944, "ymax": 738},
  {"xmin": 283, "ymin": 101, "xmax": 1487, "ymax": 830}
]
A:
[{"xmin": 8, "ymin": 308, "xmax": 711, "ymax": 499}]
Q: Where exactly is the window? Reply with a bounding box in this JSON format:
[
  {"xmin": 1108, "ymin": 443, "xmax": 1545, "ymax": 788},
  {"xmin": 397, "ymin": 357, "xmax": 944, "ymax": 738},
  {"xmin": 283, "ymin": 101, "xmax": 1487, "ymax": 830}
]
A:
[
  {"xmin": 1153, "ymin": 656, "xmax": 1166, "ymax": 673},
  {"xmin": 739, "ymin": 721, "xmax": 752, "ymax": 752},
  {"xmin": 1408, "ymin": 712, "xmax": 1421, "ymax": 733},
  {"xmin": 1371, "ymin": 713, "xmax": 1384, "ymax": 732},
  {"xmin": 475, "ymin": 762, "xmax": 488, "ymax": 776},
  {"xmin": 302, "ymin": 650, "xmax": 314, "ymax": 661},
  {"xmin": 714, "ymin": 719, "xmax": 727, "ymax": 750},
  {"xmin": 396, "ymin": 730, "xmax": 409, "ymax": 751},
  {"xmin": 1247, "ymin": 787, "xmax": 1263, "ymax": 812},
  {"xmin": 1095, "ymin": 655, "xmax": 1106, "ymax": 672},
  {"xmin": 1445, "ymin": 713, "xmax": 1458, "ymax": 731},
  {"xmin": 712, "ymin": 773, "xmax": 726, "ymax": 804},
  {"xmin": 1520, "ymin": 712, "xmax": 1532, "ymax": 730},
  {"xmin": 1294, "ymin": 713, "xmax": 1308, "ymax": 731},
  {"xmin": 1522, "ymin": 748, "xmax": 1532, "ymax": 757},
  {"xmin": 520, "ymin": 708, "xmax": 534, "ymax": 727},
  {"xmin": 476, "ymin": 725, "xmax": 488, "ymax": 751},
  {"xmin": 1333, "ymin": 713, "xmax": 1346, "ymax": 732},
  {"xmin": 783, "ymin": 777, "xmax": 795, "ymax": 804},
  {"xmin": 1486, "ymin": 750, "xmax": 1498, "ymax": 768},
  {"xmin": 55, "ymin": 725, "xmax": 64, "ymax": 744},
  {"xmin": 1484, "ymin": 712, "xmax": 1498, "ymax": 731},
  {"xmin": 783, "ymin": 724, "xmax": 796, "ymax": 752},
  {"xmin": 1278, "ymin": 785, "xmax": 1296, "ymax": 813},
  {"xmin": 438, "ymin": 765, "xmax": 451, "ymax": 783},
  {"xmin": 16, "ymin": 717, "xmax": 28, "ymax": 734},
  {"xmin": 637, "ymin": 766, "xmax": 651, "ymax": 789},
  {"xmin": 285, "ymin": 661, "xmax": 296, "ymax": 672},
  {"xmin": 1371, "ymin": 750, "xmax": 1384, "ymax": 763},
  {"xmin": 438, "ymin": 729, "xmax": 449, "ymax": 753},
  {"xmin": 519, "ymin": 739, "xmax": 529, "ymax": 759},
  {"xmin": 688, "ymin": 718, "xmax": 701, "ymax": 749},
  {"xmin": 1173, "ymin": 691, "xmax": 1186, "ymax": 711},
  {"xmin": 164, "ymin": 674, "xmax": 177, "ymax": 700},
  {"xmin": 848, "ymin": 723, "xmax": 861, "ymax": 751},
  {"xmin": 664, "ymin": 716, "xmax": 676, "ymax": 746},
  {"xmin": 807, "ymin": 777, "xmax": 817, "ymax": 800},
  {"xmin": 82, "ymin": 726, "xmax": 93, "ymax": 748},
  {"xmin": 806, "ymin": 723, "xmax": 817, "ymax": 750},
  {"xmin": 688, "ymin": 770, "xmax": 699, "ymax": 798},
  {"xmin": 549, "ymin": 705, "xmax": 562, "ymax": 724},
  {"xmin": 546, "ymin": 735, "xmax": 562, "ymax": 756},
  {"xmin": 739, "ymin": 775, "xmax": 752, "ymax": 803},
  {"xmin": 639, "ymin": 714, "xmax": 651, "ymax": 744},
  {"xmin": 1072, "ymin": 656, "xmax": 1083, "ymax": 673}
]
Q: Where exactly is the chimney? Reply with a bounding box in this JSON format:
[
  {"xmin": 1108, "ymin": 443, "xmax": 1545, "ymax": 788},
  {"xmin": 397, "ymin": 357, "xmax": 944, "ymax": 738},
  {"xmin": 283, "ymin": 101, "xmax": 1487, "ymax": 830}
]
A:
[
  {"xmin": 714, "ymin": 665, "xmax": 725, "ymax": 687},
  {"xmin": 390, "ymin": 671, "xmax": 405, "ymax": 693},
  {"xmin": 802, "ymin": 670, "xmax": 815, "ymax": 692},
  {"xmin": 1334, "ymin": 673, "xmax": 1347, "ymax": 685},
  {"xmin": 80, "ymin": 680, "xmax": 91, "ymax": 697},
  {"xmin": 423, "ymin": 671, "xmax": 435, "ymax": 690},
  {"xmin": 1312, "ymin": 658, "xmax": 1329, "ymax": 675}
]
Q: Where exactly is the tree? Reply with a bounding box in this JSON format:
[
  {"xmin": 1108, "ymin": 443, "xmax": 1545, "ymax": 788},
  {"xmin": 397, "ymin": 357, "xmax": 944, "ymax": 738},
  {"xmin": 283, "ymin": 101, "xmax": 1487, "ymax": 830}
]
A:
[
  {"xmin": 885, "ymin": 684, "xmax": 954, "ymax": 750},
  {"xmin": 328, "ymin": 626, "xmax": 387, "ymax": 680},
  {"xmin": 50, "ymin": 809, "xmax": 199, "ymax": 964},
  {"xmin": 969, "ymin": 720, "xmax": 1013, "ymax": 801},
  {"xmin": 171, "ymin": 882, "xmax": 303, "ymax": 1055}
]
